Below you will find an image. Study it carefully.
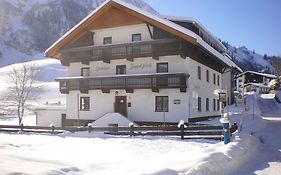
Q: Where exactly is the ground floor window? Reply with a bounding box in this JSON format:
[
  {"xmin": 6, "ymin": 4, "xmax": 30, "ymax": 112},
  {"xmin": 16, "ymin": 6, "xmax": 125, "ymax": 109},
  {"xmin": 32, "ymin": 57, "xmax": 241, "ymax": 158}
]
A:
[
  {"xmin": 217, "ymin": 99, "xmax": 220, "ymax": 111},
  {"xmin": 155, "ymin": 96, "xmax": 169, "ymax": 112},
  {"xmin": 80, "ymin": 97, "xmax": 90, "ymax": 111},
  {"xmin": 206, "ymin": 98, "xmax": 209, "ymax": 111},
  {"xmin": 213, "ymin": 99, "xmax": 216, "ymax": 111},
  {"xmin": 198, "ymin": 97, "xmax": 202, "ymax": 112}
]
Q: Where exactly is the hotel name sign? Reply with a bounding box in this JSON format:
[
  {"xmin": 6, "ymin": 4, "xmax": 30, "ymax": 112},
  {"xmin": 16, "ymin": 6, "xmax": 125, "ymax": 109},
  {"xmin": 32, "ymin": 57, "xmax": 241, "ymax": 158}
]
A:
[{"xmin": 95, "ymin": 63, "xmax": 152, "ymax": 72}]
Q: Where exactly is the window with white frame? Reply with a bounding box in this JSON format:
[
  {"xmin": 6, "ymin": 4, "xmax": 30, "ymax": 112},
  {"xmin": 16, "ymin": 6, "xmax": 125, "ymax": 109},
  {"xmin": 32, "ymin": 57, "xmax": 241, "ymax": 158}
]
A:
[{"xmin": 80, "ymin": 97, "xmax": 90, "ymax": 111}]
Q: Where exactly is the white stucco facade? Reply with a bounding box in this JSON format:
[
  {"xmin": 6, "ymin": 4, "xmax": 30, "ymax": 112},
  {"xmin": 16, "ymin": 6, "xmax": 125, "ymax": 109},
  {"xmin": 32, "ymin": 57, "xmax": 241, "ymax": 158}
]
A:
[{"xmin": 62, "ymin": 23, "xmax": 224, "ymax": 124}]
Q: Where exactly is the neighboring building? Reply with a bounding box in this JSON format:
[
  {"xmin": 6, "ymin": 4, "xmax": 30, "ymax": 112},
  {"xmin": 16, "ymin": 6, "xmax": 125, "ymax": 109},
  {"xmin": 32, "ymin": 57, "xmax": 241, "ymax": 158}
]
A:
[
  {"xmin": 236, "ymin": 71, "xmax": 276, "ymax": 93},
  {"xmin": 35, "ymin": 106, "xmax": 66, "ymax": 127},
  {"xmin": 45, "ymin": 0, "xmax": 240, "ymax": 126}
]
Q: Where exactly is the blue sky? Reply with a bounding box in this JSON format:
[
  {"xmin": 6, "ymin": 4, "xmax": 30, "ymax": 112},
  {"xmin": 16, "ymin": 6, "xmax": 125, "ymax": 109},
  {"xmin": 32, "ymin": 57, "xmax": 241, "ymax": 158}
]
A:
[{"xmin": 143, "ymin": 0, "xmax": 281, "ymax": 56}]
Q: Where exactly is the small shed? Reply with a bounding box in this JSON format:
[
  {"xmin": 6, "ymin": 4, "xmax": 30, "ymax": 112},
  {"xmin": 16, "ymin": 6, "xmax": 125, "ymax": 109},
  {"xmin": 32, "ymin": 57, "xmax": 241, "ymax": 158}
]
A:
[{"xmin": 35, "ymin": 106, "xmax": 66, "ymax": 127}]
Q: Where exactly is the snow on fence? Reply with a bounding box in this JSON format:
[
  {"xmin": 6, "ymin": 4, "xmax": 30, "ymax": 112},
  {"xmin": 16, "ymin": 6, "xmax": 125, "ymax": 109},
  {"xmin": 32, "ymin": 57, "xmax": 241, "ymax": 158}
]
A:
[{"xmin": 0, "ymin": 123, "xmax": 238, "ymax": 140}]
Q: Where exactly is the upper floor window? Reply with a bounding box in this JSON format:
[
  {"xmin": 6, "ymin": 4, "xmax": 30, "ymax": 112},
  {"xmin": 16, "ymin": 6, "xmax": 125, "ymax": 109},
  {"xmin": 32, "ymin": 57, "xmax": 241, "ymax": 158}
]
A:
[
  {"xmin": 213, "ymin": 73, "xmax": 216, "ymax": 85},
  {"xmin": 157, "ymin": 63, "xmax": 168, "ymax": 73},
  {"xmin": 80, "ymin": 97, "xmax": 90, "ymax": 111},
  {"xmin": 198, "ymin": 66, "xmax": 201, "ymax": 80},
  {"xmin": 132, "ymin": 33, "xmax": 141, "ymax": 42},
  {"xmin": 116, "ymin": 65, "xmax": 126, "ymax": 75},
  {"xmin": 103, "ymin": 37, "xmax": 112, "ymax": 45},
  {"xmin": 81, "ymin": 67, "xmax": 90, "ymax": 77},
  {"xmin": 213, "ymin": 99, "xmax": 216, "ymax": 111},
  {"xmin": 217, "ymin": 75, "xmax": 220, "ymax": 86},
  {"xmin": 206, "ymin": 70, "xmax": 209, "ymax": 82}
]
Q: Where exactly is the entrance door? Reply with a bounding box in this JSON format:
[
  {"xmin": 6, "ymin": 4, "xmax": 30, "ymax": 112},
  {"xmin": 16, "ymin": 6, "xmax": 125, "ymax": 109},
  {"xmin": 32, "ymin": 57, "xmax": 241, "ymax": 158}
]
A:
[{"xmin": 115, "ymin": 96, "xmax": 127, "ymax": 117}]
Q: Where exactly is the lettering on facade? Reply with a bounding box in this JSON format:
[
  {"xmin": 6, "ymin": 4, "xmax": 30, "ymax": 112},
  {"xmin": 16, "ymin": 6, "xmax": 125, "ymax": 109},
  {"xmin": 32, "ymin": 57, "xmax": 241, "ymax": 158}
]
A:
[
  {"xmin": 129, "ymin": 63, "xmax": 152, "ymax": 70},
  {"xmin": 96, "ymin": 66, "xmax": 110, "ymax": 72}
]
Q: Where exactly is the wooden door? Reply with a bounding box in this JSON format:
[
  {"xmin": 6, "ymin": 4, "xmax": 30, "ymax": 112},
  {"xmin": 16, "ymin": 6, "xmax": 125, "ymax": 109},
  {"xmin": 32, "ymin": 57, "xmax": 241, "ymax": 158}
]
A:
[{"xmin": 115, "ymin": 96, "xmax": 127, "ymax": 117}]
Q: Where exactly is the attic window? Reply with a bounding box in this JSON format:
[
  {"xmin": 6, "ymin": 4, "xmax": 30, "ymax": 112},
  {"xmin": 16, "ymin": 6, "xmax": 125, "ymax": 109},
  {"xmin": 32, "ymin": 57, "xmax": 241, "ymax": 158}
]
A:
[
  {"xmin": 132, "ymin": 33, "xmax": 141, "ymax": 42},
  {"xmin": 103, "ymin": 37, "xmax": 112, "ymax": 45}
]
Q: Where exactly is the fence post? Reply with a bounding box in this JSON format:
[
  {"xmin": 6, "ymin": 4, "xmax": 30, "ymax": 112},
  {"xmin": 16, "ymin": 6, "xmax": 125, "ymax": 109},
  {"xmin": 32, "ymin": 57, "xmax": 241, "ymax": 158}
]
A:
[
  {"xmin": 88, "ymin": 125, "xmax": 92, "ymax": 133},
  {"xmin": 129, "ymin": 123, "xmax": 134, "ymax": 137},
  {"xmin": 51, "ymin": 125, "xmax": 55, "ymax": 135},
  {"xmin": 180, "ymin": 124, "xmax": 185, "ymax": 140},
  {"xmin": 20, "ymin": 123, "xmax": 24, "ymax": 131}
]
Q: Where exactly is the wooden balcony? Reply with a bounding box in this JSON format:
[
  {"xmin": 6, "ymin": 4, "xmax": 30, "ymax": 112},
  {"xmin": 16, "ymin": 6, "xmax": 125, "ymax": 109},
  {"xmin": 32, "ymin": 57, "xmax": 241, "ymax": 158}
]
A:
[
  {"xmin": 57, "ymin": 73, "xmax": 188, "ymax": 94},
  {"xmin": 60, "ymin": 38, "xmax": 185, "ymax": 66}
]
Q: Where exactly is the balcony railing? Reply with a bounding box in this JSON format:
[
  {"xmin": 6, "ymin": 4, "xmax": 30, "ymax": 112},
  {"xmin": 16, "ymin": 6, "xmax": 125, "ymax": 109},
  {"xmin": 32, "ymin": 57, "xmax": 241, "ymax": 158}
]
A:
[
  {"xmin": 57, "ymin": 73, "xmax": 188, "ymax": 94},
  {"xmin": 60, "ymin": 38, "xmax": 184, "ymax": 66}
]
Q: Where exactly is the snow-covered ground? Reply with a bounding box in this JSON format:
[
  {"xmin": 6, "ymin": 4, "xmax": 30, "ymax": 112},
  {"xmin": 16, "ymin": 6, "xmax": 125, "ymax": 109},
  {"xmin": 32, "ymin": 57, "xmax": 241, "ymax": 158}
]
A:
[
  {"xmin": 0, "ymin": 92, "xmax": 280, "ymax": 174},
  {"xmin": 0, "ymin": 59, "xmax": 66, "ymax": 124}
]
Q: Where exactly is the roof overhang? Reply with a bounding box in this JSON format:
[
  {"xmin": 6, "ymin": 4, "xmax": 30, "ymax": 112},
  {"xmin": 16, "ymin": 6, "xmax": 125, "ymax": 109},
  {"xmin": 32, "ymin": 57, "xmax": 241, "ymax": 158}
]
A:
[
  {"xmin": 44, "ymin": 0, "xmax": 240, "ymax": 71},
  {"xmin": 44, "ymin": 0, "xmax": 197, "ymax": 59}
]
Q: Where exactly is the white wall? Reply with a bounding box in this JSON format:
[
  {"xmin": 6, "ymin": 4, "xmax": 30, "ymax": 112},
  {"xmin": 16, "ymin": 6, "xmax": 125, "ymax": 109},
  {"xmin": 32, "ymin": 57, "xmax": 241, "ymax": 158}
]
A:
[
  {"xmin": 187, "ymin": 58, "xmax": 221, "ymax": 118},
  {"xmin": 36, "ymin": 109, "xmax": 66, "ymax": 127},
  {"xmin": 64, "ymin": 23, "xmax": 224, "ymax": 122},
  {"xmin": 66, "ymin": 89, "xmax": 189, "ymax": 123},
  {"xmin": 68, "ymin": 24, "xmax": 153, "ymax": 77},
  {"xmin": 222, "ymin": 69, "xmax": 232, "ymax": 103},
  {"xmin": 68, "ymin": 55, "xmax": 186, "ymax": 77}
]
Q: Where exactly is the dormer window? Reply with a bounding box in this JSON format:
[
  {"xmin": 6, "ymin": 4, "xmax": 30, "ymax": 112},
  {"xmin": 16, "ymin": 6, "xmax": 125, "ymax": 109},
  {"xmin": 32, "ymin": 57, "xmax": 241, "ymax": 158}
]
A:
[
  {"xmin": 103, "ymin": 37, "xmax": 112, "ymax": 45},
  {"xmin": 132, "ymin": 33, "xmax": 141, "ymax": 42}
]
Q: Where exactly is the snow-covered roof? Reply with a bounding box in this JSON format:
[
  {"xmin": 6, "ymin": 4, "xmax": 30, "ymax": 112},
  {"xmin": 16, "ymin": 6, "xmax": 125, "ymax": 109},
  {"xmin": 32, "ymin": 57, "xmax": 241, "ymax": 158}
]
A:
[
  {"xmin": 163, "ymin": 15, "xmax": 227, "ymax": 51},
  {"xmin": 243, "ymin": 83, "xmax": 269, "ymax": 88},
  {"xmin": 237, "ymin": 71, "xmax": 276, "ymax": 79},
  {"xmin": 45, "ymin": 0, "xmax": 240, "ymax": 71}
]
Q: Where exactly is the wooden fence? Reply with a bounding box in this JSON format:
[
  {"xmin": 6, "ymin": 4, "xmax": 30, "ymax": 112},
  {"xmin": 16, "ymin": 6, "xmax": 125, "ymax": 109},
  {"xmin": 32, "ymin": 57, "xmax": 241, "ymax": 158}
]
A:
[{"xmin": 0, "ymin": 123, "xmax": 238, "ymax": 140}]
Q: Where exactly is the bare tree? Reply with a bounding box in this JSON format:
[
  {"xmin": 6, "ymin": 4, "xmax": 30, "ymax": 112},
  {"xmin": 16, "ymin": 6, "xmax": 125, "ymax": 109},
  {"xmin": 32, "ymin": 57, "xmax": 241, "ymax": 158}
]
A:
[{"xmin": 0, "ymin": 62, "xmax": 39, "ymax": 125}]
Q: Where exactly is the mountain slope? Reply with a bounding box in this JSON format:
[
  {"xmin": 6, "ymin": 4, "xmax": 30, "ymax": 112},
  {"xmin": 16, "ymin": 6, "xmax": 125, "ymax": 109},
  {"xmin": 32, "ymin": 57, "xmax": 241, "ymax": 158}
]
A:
[
  {"xmin": 0, "ymin": 0, "xmax": 275, "ymax": 73},
  {"xmin": 0, "ymin": 0, "xmax": 157, "ymax": 67},
  {"xmin": 223, "ymin": 42, "xmax": 273, "ymax": 72}
]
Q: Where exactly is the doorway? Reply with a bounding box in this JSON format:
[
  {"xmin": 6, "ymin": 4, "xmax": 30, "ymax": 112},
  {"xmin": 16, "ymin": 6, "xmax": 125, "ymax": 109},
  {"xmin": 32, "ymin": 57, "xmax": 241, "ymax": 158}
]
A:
[{"xmin": 115, "ymin": 96, "xmax": 127, "ymax": 117}]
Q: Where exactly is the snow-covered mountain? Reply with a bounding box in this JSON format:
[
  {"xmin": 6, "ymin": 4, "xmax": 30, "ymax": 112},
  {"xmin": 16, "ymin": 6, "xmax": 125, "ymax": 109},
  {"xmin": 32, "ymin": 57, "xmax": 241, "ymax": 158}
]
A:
[
  {"xmin": 0, "ymin": 0, "xmax": 275, "ymax": 73},
  {"xmin": 0, "ymin": 0, "xmax": 157, "ymax": 67},
  {"xmin": 224, "ymin": 42, "xmax": 273, "ymax": 72}
]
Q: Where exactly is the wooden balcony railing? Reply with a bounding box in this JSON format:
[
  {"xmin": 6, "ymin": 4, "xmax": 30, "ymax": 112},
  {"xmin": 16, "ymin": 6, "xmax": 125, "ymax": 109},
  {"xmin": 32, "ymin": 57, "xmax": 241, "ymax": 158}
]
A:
[
  {"xmin": 57, "ymin": 73, "xmax": 188, "ymax": 94},
  {"xmin": 60, "ymin": 38, "xmax": 185, "ymax": 66}
]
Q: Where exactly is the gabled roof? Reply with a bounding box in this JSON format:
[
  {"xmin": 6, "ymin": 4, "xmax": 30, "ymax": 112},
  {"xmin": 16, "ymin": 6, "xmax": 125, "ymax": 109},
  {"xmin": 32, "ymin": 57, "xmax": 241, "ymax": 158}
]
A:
[{"xmin": 44, "ymin": 0, "xmax": 240, "ymax": 71}]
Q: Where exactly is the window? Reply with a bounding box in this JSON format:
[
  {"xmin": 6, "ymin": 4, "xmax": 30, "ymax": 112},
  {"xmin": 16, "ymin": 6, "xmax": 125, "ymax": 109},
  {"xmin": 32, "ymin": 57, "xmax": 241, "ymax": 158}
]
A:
[
  {"xmin": 217, "ymin": 75, "xmax": 220, "ymax": 86},
  {"xmin": 80, "ymin": 97, "xmax": 90, "ymax": 111},
  {"xmin": 206, "ymin": 70, "xmax": 209, "ymax": 82},
  {"xmin": 198, "ymin": 97, "xmax": 201, "ymax": 112},
  {"xmin": 206, "ymin": 98, "xmax": 209, "ymax": 111},
  {"xmin": 155, "ymin": 96, "xmax": 169, "ymax": 112},
  {"xmin": 81, "ymin": 67, "xmax": 90, "ymax": 76},
  {"xmin": 217, "ymin": 99, "xmax": 220, "ymax": 111},
  {"xmin": 213, "ymin": 73, "xmax": 216, "ymax": 85},
  {"xmin": 157, "ymin": 63, "xmax": 168, "ymax": 73},
  {"xmin": 198, "ymin": 66, "xmax": 201, "ymax": 80},
  {"xmin": 132, "ymin": 33, "xmax": 141, "ymax": 42},
  {"xmin": 116, "ymin": 65, "xmax": 126, "ymax": 75},
  {"xmin": 103, "ymin": 37, "xmax": 112, "ymax": 45},
  {"xmin": 213, "ymin": 99, "xmax": 216, "ymax": 111}
]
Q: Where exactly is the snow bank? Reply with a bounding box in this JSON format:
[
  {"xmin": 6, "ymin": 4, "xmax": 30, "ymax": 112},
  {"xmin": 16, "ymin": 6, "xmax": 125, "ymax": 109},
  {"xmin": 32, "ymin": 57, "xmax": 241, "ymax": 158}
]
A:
[
  {"xmin": 91, "ymin": 113, "xmax": 138, "ymax": 127},
  {"xmin": 185, "ymin": 133, "xmax": 261, "ymax": 175},
  {"xmin": 275, "ymin": 91, "xmax": 281, "ymax": 103}
]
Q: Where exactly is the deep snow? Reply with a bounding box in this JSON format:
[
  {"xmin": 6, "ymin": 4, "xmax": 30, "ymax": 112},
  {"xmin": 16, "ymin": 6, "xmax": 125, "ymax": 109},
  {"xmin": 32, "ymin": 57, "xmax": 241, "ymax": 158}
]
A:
[{"xmin": 1, "ymin": 92, "xmax": 281, "ymax": 174}]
